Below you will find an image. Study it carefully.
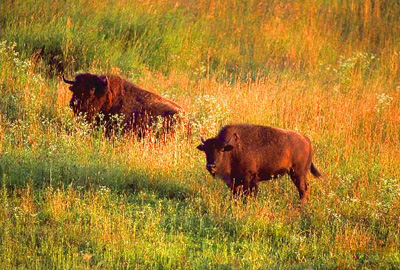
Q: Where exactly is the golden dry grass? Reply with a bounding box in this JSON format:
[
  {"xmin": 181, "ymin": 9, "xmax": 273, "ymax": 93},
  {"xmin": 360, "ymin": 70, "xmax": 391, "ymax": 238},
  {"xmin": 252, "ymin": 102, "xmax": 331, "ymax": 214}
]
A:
[{"xmin": 0, "ymin": 0, "xmax": 399, "ymax": 269}]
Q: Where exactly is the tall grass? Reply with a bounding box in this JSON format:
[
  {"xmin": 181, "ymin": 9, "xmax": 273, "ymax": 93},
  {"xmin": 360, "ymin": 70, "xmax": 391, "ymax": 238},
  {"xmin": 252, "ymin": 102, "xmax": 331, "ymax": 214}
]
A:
[
  {"xmin": 1, "ymin": 0, "xmax": 400, "ymax": 269},
  {"xmin": 1, "ymin": 0, "xmax": 399, "ymax": 80}
]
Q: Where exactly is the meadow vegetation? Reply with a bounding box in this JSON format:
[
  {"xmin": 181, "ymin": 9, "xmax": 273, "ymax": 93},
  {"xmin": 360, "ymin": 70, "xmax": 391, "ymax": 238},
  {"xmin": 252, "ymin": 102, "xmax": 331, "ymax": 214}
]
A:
[{"xmin": 0, "ymin": 0, "xmax": 399, "ymax": 269}]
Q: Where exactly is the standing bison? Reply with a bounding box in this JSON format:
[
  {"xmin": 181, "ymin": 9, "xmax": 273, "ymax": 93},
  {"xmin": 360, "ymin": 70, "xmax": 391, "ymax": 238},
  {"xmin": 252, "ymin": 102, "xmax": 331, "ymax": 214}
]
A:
[
  {"xmin": 63, "ymin": 73, "xmax": 183, "ymax": 136},
  {"xmin": 197, "ymin": 124, "xmax": 321, "ymax": 204}
]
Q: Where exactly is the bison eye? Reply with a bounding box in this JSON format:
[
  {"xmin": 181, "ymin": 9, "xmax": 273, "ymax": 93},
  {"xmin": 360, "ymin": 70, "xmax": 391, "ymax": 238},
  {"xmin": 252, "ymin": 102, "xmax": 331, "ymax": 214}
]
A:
[{"xmin": 222, "ymin": 145, "xmax": 233, "ymax": 152}]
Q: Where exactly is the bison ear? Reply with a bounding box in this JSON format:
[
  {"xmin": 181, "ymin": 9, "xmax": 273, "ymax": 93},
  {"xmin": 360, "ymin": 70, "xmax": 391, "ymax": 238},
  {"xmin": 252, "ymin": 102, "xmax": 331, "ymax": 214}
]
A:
[
  {"xmin": 93, "ymin": 75, "xmax": 108, "ymax": 95},
  {"xmin": 222, "ymin": 145, "xmax": 233, "ymax": 152},
  {"xmin": 197, "ymin": 144, "xmax": 205, "ymax": 151}
]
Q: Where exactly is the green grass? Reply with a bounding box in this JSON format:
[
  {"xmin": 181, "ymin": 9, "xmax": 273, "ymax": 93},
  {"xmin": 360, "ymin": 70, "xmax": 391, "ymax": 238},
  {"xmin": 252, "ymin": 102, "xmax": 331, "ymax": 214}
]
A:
[{"xmin": 1, "ymin": 0, "xmax": 400, "ymax": 269}]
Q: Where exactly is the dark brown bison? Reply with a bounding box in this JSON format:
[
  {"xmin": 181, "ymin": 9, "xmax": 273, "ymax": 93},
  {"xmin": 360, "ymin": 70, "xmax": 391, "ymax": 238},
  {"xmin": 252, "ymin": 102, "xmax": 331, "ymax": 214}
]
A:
[
  {"xmin": 62, "ymin": 73, "xmax": 183, "ymax": 136},
  {"xmin": 197, "ymin": 124, "xmax": 321, "ymax": 204}
]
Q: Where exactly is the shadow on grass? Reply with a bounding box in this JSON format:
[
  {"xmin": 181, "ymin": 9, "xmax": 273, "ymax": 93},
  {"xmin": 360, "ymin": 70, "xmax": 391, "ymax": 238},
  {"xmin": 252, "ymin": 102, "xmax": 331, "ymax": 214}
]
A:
[{"xmin": 0, "ymin": 152, "xmax": 191, "ymax": 201}]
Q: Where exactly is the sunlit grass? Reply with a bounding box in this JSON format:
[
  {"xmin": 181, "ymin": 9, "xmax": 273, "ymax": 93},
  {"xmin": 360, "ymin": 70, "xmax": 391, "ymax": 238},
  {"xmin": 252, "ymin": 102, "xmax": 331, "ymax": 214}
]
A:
[{"xmin": 1, "ymin": 0, "xmax": 400, "ymax": 269}]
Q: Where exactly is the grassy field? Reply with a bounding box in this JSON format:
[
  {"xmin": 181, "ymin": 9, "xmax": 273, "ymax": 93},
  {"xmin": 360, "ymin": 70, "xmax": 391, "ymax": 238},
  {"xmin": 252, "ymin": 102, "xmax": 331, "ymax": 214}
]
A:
[{"xmin": 1, "ymin": 0, "xmax": 400, "ymax": 269}]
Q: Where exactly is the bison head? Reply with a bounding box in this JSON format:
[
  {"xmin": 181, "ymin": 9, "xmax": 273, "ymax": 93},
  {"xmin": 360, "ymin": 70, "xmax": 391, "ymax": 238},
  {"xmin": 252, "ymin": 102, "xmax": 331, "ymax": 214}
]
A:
[
  {"xmin": 63, "ymin": 73, "xmax": 108, "ymax": 118},
  {"xmin": 197, "ymin": 136, "xmax": 234, "ymax": 176}
]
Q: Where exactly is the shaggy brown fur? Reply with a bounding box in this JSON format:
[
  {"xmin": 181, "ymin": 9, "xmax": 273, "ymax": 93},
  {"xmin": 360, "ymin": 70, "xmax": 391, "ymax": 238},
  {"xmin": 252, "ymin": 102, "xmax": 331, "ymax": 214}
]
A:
[
  {"xmin": 197, "ymin": 124, "xmax": 321, "ymax": 204},
  {"xmin": 63, "ymin": 73, "xmax": 183, "ymax": 136}
]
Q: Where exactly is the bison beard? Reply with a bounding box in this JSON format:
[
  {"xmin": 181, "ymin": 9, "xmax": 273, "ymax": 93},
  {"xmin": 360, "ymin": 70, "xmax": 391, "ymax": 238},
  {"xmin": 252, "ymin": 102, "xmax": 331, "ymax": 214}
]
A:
[
  {"xmin": 63, "ymin": 73, "xmax": 183, "ymax": 137},
  {"xmin": 197, "ymin": 124, "xmax": 321, "ymax": 204}
]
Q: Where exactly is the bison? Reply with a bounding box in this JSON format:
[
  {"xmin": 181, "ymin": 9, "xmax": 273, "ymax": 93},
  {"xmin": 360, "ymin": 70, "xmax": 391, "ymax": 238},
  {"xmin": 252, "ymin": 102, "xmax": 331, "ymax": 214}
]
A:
[
  {"xmin": 197, "ymin": 124, "xmax": 321, "ymax": 204},
  {"xmin": 62, "ymin": 73, "xmax": 183, "ymax": 136}
]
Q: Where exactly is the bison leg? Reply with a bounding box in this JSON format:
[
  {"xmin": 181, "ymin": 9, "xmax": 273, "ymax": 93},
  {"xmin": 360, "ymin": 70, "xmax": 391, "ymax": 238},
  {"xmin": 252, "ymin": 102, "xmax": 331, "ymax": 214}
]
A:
[
  {"xmin": 232, "ymin": 185, "xmax": 243, "ymax": 196},
  {"xmin": 250, "ymin": 182, "xmax": 259, "ymax": 196},
  {"xmin": 228, "ymin": 178, "xmax": 242, "ymax": 197},
  {"xmin": 289, "ymin": 171, "xmax": 310, "ymax": 204},
  {"xmin": 242, "ymin": 178, "xmax": 250, "ymax": 196},
  {"xmin": 243, "ymin": 173, "xmax": 259, "ymax": 197}
]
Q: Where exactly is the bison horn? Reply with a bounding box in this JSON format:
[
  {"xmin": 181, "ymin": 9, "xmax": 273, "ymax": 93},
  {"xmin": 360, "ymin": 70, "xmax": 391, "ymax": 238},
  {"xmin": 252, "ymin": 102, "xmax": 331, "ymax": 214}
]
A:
[
  {"xmin": 99, "ymin": 76, "xmax": 107, "ymax": 87},
  {"xmin": 201, "ymin": 136, "xmax": 206, "ymax": 144},
  {"xmin": 223, "ymin": 137, "xmax": 232, "ymax": 145},
  {"xmin": 223, "ymin": 133, "xmax": 238, "ymax": 145},
  {"xmin": 62, "ymin": 74, "xmax": 75, "ymax": 85}
]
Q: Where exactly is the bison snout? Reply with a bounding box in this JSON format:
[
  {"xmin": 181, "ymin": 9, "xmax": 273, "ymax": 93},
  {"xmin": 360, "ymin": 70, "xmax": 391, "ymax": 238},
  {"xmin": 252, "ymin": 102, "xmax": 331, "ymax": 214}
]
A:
[
  {"xmin": 206, "ymin": 163, "xmax": 216, "ymax": 169},
  {"xmin": 206, "ymin": 164, "xmax": 217, "ymax": 174}
]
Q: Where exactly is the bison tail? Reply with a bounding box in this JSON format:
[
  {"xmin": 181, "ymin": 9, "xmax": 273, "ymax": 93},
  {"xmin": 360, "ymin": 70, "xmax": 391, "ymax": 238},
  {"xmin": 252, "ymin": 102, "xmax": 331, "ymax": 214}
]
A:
[{"xmin": 310, "ymin": 163, "xmax": 321, "ymax": 178}]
